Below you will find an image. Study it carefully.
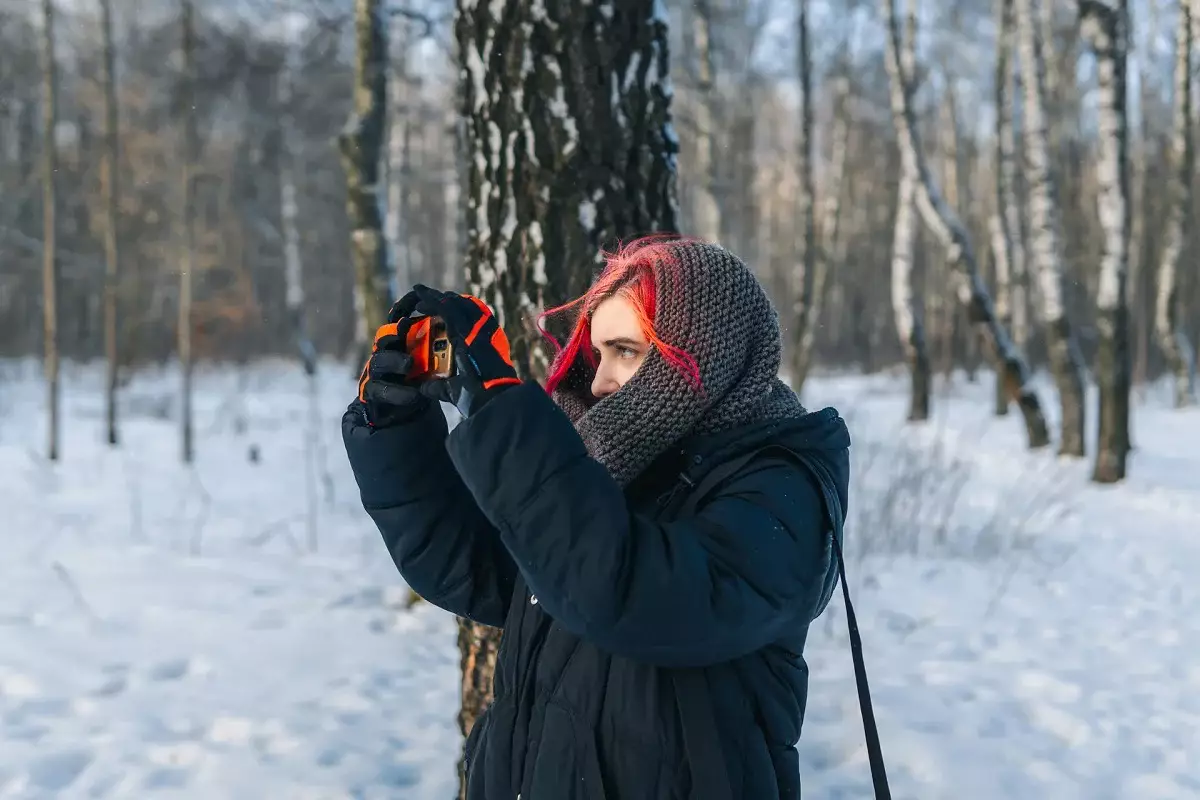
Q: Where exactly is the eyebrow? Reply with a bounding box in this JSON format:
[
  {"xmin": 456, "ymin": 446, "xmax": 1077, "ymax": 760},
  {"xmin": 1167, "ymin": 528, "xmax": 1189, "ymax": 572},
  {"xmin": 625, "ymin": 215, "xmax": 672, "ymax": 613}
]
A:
[{"xmin": 600, "ymin": 337, "xmax": 643, "ymax": 348}]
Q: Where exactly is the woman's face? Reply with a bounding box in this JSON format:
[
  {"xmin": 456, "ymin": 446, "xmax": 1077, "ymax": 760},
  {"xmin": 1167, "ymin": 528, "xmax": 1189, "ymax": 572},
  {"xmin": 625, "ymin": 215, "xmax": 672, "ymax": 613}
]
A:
[{"xmin": 589, "ymin": 294, "xmax": 650, "ymax": 398}]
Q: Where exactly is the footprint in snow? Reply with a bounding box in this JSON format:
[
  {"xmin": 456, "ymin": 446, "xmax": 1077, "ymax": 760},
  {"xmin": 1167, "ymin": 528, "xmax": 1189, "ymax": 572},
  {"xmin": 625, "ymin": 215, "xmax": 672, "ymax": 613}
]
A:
[
  {"xmin": 92, "ymin": 674, "xmax": 128, "ymax": 698},
  {"xmin": 25, "ymin": 748, "xmax": 93, "ymax": 792},
  {"xmin": 148, "ymin": 657, "xmax": 211, "ymax": 682}
]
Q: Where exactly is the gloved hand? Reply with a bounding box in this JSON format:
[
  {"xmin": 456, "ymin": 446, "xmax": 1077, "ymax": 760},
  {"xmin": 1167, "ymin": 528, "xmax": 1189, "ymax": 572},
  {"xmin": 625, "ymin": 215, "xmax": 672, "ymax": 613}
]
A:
[
  {"xmin": 402, "ymin": 285, "xmax": 522, "ymax": 418},
  {"xmin": 354, "ymin": 303, "xmax": 431, "ymax": 428}
]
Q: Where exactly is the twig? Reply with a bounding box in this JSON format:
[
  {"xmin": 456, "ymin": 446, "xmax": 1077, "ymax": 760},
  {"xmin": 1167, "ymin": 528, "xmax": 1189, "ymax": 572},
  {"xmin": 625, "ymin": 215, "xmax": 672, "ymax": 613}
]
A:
[{"xmin": 51, "ymin": 561, "xmax": 99, "ymax": 622}]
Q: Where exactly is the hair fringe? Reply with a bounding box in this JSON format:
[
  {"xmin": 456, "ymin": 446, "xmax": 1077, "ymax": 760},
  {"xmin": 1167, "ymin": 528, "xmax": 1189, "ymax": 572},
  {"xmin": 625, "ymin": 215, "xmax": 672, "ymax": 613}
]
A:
[{"xmin": 540, "ymin": 234, "xmax": 704, "ymax": 396}]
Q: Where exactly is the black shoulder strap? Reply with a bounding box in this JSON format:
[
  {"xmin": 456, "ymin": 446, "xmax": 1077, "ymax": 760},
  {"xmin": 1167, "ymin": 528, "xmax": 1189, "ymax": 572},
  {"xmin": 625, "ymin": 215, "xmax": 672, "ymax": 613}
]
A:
[{"xmin": 670, "ymin": 447, "xmax": 892, "ymax": 800}]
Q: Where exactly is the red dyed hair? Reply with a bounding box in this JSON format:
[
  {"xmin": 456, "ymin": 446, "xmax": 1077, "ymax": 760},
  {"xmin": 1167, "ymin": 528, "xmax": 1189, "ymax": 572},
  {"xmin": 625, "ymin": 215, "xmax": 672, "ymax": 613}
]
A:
[{"xmin": 540, "ymin": 234, "xmax": 703, "ymax": 396}]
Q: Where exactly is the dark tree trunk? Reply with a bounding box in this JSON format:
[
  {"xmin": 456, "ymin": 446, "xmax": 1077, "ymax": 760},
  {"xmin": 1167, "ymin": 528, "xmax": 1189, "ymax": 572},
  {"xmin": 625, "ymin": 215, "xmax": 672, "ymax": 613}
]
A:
[
  {"xmin": 452, "ymin": 1, "xmax": 678, "ymax": 797},
  {"xmin": 1080, "ymin": 0, "xmax": 1132, "ymax": 483},
  {"xmin": 338, "ymin": 0, "xmax": 392, "ymax": 370},
  {"xmin": 100, "ymin": 0, "xmax": 121, "ymax": 446},
  {"xmin": 178, "ymin": 0, "xmax": 196, "ymax": 464},
  {"xmin": 41, "ymin": 0, "xmax": 60, "ymax": 461}
]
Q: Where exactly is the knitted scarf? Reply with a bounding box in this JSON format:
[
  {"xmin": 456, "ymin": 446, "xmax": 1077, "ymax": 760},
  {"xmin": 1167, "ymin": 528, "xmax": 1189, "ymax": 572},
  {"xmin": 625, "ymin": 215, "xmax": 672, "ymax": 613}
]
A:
[{"xmin": 551, "ymin": 241, "xmax": 806, "ymax": 487}]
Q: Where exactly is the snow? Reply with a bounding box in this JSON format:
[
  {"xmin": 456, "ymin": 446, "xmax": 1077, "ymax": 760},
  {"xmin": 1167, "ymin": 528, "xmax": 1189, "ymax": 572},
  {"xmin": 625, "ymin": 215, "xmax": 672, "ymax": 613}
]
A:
[{"xmin": 2, "ymin": 361, "xmax": 1199, "ymax": 798}]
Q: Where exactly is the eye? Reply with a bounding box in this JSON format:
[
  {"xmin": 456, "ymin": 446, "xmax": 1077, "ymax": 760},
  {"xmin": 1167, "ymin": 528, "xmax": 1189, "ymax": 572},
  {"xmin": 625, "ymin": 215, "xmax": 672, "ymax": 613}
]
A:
[{"xmin": 615, "ymin": 345, "xmax": 639, "ymax": 359}]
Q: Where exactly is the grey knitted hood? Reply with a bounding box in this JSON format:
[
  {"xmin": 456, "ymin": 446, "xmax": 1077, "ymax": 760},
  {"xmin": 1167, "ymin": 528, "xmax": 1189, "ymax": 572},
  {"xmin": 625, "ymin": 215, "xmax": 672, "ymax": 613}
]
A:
[{"xmin": 551, "ymin": 241, "xmax": 806, "ymax": 486}]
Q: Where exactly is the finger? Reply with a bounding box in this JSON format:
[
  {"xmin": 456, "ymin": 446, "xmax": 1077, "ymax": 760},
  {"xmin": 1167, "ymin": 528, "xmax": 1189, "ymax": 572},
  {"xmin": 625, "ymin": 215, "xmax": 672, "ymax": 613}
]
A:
[
  {"xmin": 373, "ymin": 331, "xmax": 407, "ymax": 353},
  {"xmin": 413, "ymin": 297, "xmax": 443, "ymax": 318},
  {"xmin": 369, "ymin": 349, "xmax": 414, "ymax": 378},
  {"xmin": 342, "ymin": 401, "xmax": 370, "ymax": 436},
  {"xmin": 364, "ymin": 379, "xmax": 423, "ymax": 408},
  {"xmin": 453, "ymin": 348, "xmax": 481, "ymax": 379},
  {"xmin": 411, "ymin": 285, "xmax": 445, "ymax": 306},
  {"xmin": 418, "ymin": 379, "xmax": 453, "ymax": 404},
  {"xmin": 387, "ymin": 290, "xmax": 422, "ymax": 323}
]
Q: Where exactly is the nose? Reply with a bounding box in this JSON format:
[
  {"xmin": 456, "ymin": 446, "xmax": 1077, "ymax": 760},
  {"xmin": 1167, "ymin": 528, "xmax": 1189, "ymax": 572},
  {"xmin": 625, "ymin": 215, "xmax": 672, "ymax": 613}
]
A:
[{"xmin": 591, "ymin": 360, "xmax": 620, "ymax": 398}]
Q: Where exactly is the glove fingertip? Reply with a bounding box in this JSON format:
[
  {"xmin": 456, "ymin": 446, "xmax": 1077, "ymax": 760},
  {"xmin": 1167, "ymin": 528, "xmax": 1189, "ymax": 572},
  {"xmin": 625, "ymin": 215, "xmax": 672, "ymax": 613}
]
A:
[{"xmin": 418, "ymin": 381, "xmax": 448, "ymax": 403}]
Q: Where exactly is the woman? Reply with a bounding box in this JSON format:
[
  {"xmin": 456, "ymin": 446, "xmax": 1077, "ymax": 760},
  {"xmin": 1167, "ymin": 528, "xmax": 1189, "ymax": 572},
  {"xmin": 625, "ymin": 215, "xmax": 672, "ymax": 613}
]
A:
[{"xmin": 343, "ymin": 237, "xmax": 851, "ymax": 799}]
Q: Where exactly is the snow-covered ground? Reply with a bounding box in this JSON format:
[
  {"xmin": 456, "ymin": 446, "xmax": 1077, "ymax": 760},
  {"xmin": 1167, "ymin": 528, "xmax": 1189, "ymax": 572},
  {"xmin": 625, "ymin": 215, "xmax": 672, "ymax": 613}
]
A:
[{"xmin": 0, "ymin": 359, "xmax": 1196, "ymax": 799}]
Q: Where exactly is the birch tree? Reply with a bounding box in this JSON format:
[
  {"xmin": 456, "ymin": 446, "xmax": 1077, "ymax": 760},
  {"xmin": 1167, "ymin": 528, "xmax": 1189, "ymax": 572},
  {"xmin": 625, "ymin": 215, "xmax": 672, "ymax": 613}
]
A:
[
  {"xmin": 277, "ymin": 14, "xmax": 315, "ymax": 377},
  {"xmin": 41, "ymin": 0, "xmax": 60, "ymax": 461},
  {"xmin": 1153, "ymin": 0, "xmax": 1196, "ymax": 407},
  {"xmin": 889, "ymin": 0, "xmax": 932, "ymax": 421},
  {"xmin": 339, "ymin": 0, "xmax": 392, "ymax": 368},
  {"xmin": 1014, "ymin": 0, "xmax": 1088, "ymax": 456},
  {"xmin": 179, "ymin": 0, "xmax": 196, "ymax": 464},
  {"xmin": 100, "ymin": 0, "xmax": 121, "ymax": 446},
  {"xmin": 452, "ymin": 1, "xmax": 678, "ymax": 795},
  {"xmin": 989, "ymin": 0, "xmax": 1029, "ymax": 415},
  {"xmin": 882, "ymin": 0, "xmax": 1051, "ymax": 448},
  {"xmin": 1079, "ymin": 0, "xmax": 1132, "ymax": 482}
]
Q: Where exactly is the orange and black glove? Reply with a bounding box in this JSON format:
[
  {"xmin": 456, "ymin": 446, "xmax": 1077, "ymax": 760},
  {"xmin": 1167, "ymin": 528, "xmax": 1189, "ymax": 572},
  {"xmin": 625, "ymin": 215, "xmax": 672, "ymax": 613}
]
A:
[
  {"xmin": 404, "ymin": 285, "xmax": 522, "ymax": 418},
  {"xmin": 354, "ymin": 304, "xmax": 430, "ymax": 428}
]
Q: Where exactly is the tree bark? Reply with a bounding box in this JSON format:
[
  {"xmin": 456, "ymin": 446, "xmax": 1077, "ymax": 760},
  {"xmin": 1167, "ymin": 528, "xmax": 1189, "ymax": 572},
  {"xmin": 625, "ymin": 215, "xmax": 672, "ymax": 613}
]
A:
[
  {"xmin": 99, "ymin": 0, "xmax": 121, "ymax": 446},
  {"xmin": 789, "ymin": 0, "xmax": 824, "ymax": 397},
  {"xmin": 452, "ymin": 1, "xmax": 678, "ymax": 796},
  {"xmin": 888, "ymin": 0, "xmax": 932, "ymax": 422},
  {"xmin": 793, "ymin": 70, "xmax": 849, "ymax": 394},
  {"xmin": 688, "ymin": 0, "xmax": 723, "ymax": 243},
  {"xmin": 339, "ymin": 0, "xmax": 392, "ymax": 370},
  {"xmin": 882, "ymin": 0, "xmax": 1050, "ymax": 448},
  {"xmin": 1153, "ymin": 0, "xmax": 1196, "ymax": 407},
  {"xmin": 41, "ymin": 0, "xmax": 60, "ymax": 462},
  {"xmin": 386, "ymin": 14, "xmax": 413, "ymax": 294},
  {"xmin": 1079, "ymin": 0, "xmax": 1132, "ymax": 483},
  {"xmin": 1014, "ymin": 0, "xmax": 1088, "ymax": 456},
  {"xmin": 990, "ymin": 0, "xmax": 1029, "ymax": 415},
  {"xmin": 179, "ymin": 0, "xmax": 196, "ymax": 464},
  {"xmin": 279, "ymin": 19, "xmax": 315, "ymax": 378}
]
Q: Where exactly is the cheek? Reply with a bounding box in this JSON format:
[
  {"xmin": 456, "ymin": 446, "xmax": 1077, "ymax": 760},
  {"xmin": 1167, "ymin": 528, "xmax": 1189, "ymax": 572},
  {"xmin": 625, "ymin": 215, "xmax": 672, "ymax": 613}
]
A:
[{"xmin": 620, "ymin": 353, "xmax": 648, "ymax": 382}]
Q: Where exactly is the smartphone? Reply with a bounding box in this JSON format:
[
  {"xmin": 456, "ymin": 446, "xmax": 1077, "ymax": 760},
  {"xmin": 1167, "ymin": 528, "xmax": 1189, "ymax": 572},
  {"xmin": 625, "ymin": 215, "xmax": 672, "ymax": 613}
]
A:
[{"xmin": 405, "ymin": 315, "xmax": 454, "ymax": 381}]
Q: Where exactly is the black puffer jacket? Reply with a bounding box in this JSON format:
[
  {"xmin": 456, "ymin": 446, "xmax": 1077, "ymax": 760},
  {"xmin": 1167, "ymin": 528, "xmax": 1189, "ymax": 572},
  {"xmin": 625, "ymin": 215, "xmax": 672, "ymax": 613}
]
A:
[{"xmin": 343, "ymin": 381, "xmax": 850, "ymax": 799}]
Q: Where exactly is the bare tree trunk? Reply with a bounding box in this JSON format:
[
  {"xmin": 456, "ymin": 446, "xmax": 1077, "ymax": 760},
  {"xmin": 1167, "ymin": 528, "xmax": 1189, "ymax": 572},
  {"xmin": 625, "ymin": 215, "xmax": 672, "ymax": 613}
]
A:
[
  {"xmin": 1014, "ymin": 0, "xmax": 1088, "ymax": 456},
  {"xmin": 179, "ymin": 0, "xmax": 196, "ymax": 464},
  {"xmin": 790, "ymin": 0, "xmax": 821, "ymax": 396},
  {"xmin": 889, "ymin": 0, "xmax": 931, "ymax": 421},
  {"xmin": 793, "ymin": 71, "xmax": 849, "ymax": 393},
  {"xmin": 689, "ymin": 0, "xmax": 722, "ymax": 242},
  {"xmin": 339, "ymin": 0, "xmax": 392, "ymax": 370},
  {"xmin": 1080, "ymin": 0, "xmax": 1132, "ymax": 482},
  {"xmin": 882, "ymin": 0, "xmax": 1050, "ymax": 448},
  {"xmin": 99, "ymin": 0, "xmax": 120, "ymax": 446},
  {"xmin": 41, "ymin": 0, "xmax": 60, "ymax": 462},
  {"xmin": 1126, "ymin": 0, "xmax": 1155, "ymax": 391},
  {"xmin": 1153, "ymin": 0, "xmax": 1196, "ymax": 407},
  {"xmin": 278, "ymin": 12, "xmax": 321, "ymax": 549},
  {"xmin": 385, "ymin": 14, "xmax": 412, "ymax": 293},
  {"xmin": 990, "ymin": 0, "xmax": 1028, "ymax": 415},
  {"xmin": 1009, "ymin": 58, "xmax": 1033, "ymax": 354},
  {"xmin": 279, "ymin": 19, "xmax": 315, "ymax": 377},
  {"xmin": 452, "ymin": 1, "xmax": 677, "ymax": 795}
]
